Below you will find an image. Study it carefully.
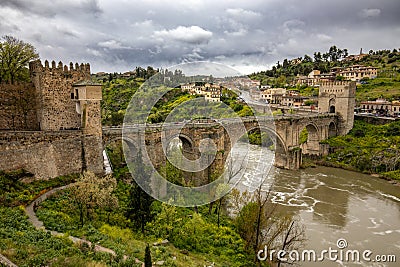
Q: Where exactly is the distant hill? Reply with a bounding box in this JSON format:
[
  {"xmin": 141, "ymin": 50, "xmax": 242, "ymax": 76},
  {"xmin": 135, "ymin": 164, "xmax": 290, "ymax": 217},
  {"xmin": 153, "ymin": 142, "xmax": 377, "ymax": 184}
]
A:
[{"xmin": 94, "ymin": 70, "xmax": 250, "ymax": 126}]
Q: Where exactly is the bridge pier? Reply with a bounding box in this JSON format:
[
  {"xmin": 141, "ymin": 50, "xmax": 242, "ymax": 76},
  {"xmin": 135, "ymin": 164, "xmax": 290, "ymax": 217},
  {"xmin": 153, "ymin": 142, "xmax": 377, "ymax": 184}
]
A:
[{"xmin": 288, "ymin": 147, "xmax": 302, "ymax": 170}]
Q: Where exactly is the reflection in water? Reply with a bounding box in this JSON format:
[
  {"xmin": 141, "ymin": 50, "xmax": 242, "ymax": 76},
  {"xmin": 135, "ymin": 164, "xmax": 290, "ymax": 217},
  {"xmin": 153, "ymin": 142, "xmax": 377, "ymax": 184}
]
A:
[{"xmin": 235, "ymin": 143, "xmax": 400, "ymax": 267}]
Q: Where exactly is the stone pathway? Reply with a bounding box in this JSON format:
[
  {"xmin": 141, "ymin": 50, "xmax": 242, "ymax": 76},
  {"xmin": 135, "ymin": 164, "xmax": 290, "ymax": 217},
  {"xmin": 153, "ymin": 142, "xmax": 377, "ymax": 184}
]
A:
[
  {"xmin": 25, "ymin": 184, "xmax": 145, "ymax": 265},
  {"xmin": 0, "ymin": 253, "xmax": 18, "ymax": 267}
]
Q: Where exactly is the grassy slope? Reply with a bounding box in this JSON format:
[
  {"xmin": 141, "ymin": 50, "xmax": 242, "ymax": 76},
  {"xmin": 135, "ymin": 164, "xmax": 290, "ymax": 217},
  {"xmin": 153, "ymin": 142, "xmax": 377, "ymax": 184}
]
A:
[
  {"xmin": 0, "ymin": 173, "xmax": 114, "ymax": 267},
  {"xmin": 100, "ymin": 77, "xmax": 252, "ymax": 125},
  {"xmin": 321, "ymin": 120, "xmax": 400, "ymax": 180},
  {"xmin": 35, "ymin": 190, "xmax": 252, "ymax": 267},
  {"xmin": 0, "ymin": 171, "xmax": 254, "ymax": 267},
  {"xmin": 356, "ymin": 77, "xmax": 400, "ymax": 101}
]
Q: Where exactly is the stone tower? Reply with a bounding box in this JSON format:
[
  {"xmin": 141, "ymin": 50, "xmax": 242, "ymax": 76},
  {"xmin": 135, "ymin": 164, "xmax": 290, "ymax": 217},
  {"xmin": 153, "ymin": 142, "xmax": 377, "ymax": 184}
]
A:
[
  {"xmin": 72, "ymin": 81, "xmax": 102, "ymax": 136},
  {"xmin": 71, "ymin": 80, "xmax": 104, "ymax": 174},
  {"xmin": 28, "ymin": 60, "xmax": 104, "ymax": 174},
  {"xmin": 318, "ymin": 81, "xmax": 356, "ymax": 135},
  {"xmin": 29, "ymin": 60, "xmax": 91, "ymax": 131}
]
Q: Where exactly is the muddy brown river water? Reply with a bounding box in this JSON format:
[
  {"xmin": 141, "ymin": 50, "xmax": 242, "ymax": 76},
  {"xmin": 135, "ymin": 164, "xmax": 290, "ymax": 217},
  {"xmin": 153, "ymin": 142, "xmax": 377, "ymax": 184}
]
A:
[{"xmin": 236, "ymin": 144, "xmax": 400, "ymax": 267}]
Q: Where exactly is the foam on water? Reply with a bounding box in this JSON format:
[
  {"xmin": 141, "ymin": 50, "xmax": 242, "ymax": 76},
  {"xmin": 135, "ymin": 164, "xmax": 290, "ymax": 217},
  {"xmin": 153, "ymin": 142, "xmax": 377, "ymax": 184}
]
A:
[{"xmin": 231, "ymin": 143, "xmax": 400, "ymax": 267}]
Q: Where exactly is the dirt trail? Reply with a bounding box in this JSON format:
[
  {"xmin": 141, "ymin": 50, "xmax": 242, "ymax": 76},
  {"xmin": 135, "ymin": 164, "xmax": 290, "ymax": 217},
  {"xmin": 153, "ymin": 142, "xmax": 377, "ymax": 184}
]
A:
[{"xmin": 25, "ymin": 185, "xmax": 125, "ymax": 257}]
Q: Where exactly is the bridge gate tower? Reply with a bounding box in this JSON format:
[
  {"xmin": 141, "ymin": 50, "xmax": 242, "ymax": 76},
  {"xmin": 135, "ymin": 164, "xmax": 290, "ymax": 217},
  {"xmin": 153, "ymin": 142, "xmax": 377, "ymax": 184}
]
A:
[{"xmin": 318, "ymin": 81, "xmax": 356, "ymax": 135}]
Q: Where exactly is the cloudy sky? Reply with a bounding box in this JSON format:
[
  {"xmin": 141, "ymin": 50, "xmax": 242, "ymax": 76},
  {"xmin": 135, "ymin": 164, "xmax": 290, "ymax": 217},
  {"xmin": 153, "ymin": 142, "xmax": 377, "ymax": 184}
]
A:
[{"xmin": 1, "ymin": 0, "xmax": 399, "ymax": 74}]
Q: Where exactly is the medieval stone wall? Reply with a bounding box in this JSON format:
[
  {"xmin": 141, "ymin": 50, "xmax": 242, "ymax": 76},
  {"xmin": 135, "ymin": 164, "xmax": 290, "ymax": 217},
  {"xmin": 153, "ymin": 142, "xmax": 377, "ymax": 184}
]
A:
[
  {"xmin": 0, "ymin": 130, "xmax": 104, "ymax": 178},
  {"xmin": 0, "ymin": 60, "xmax": 104, "ymax": 179},
  {"xmin": 0, "ymin": 82, "xmax": 39, "ymax": 130},
  {"xmin": 0, "ymin": 131, "xmax": 84, "ymax": 178}
]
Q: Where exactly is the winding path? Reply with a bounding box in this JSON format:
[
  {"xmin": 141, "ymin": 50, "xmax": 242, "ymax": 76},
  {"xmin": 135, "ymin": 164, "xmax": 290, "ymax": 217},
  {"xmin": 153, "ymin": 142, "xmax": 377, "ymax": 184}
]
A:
[
  {"xmin": 0, "ymin": 253, "xmax": 18, "ymax": 267},
  {"xmin": 25, "ymin": 184, "xmax": 144, "ymax": 266}
]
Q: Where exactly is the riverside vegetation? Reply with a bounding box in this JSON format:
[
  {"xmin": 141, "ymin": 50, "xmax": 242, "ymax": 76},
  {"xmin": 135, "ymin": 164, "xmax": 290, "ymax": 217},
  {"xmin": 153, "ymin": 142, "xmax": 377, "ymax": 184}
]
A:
[
  {"xmin": 320, "ymin": 119, "xmax": 400, "ymax": 181},
  {"xmin": 0, "ymin": 169, "xmax": 250, "ymax": 266},
  {"xmin": 0, "ymin": 139, "xmax": 306, "ymax": 267}
]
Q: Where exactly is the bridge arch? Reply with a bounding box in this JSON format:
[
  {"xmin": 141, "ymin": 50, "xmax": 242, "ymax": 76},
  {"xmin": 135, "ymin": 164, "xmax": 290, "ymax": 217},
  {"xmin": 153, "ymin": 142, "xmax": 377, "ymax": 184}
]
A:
[
  {"xmin": 164, "ymin": 133, "xmax": 199, "ymax": 163},
  {"xmin": 103, "ymin": 136, "xmax": 140, "ymax": 168},
  {"xmin": 165, "ymin": 133, "xmax": 195, "ymax": 151},
  {"xmin": 243, "ymin": 124, "xmax": 289, "ymax": 168},
  {"xmin": 244, "ymin": 125, "xmax": 287, "ymax": 152},
  {"xmin": 328, "ymin": 121, "xmax": 337, "ymax": 138},
  {"xmin": 299, "ymin": 123, "xmax": 320, "ymax": 155}
]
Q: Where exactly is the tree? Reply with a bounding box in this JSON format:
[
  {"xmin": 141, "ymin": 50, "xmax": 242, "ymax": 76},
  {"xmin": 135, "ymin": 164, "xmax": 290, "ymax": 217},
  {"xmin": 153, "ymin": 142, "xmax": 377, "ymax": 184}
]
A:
[
  {"xmin": 212, "ymin": 155, "xmax": 246, "ymax": 227},
  {"xmin": 303, "ymin": 54, "xmax": 313, "ymax": 63},
  {"xmin": 144, "ymin": 244, "xmax": 152, "ymax": 267},
  {"xmin": 282, "ymin": 59, "xmax": 289, "ymax": 68},
  {"xmin": 148, "ymin": 202, "xmax": 181, "ymax": 240},
  {"xmin": 0, "ymin": 36, "xmax": 39, "ymax": 84},
  {"xmin": 234, "ymin": 184, "xmax": 306, "ymax": 265},
  {"xmin": 343, "ymin": 48, "xmax": 349, "ymax": 58},
  {"xmin": 314, "ymin": 52, "xmax": 322, "ymax": 63},
  {"xmin": 336, "ymin": 75, "xmax": 345, "ymax": 81},
  {"xmin": 69, "ymin": 171, "xmax": 118, "ymax": 227},
  {"xmin": 126, "ymin": 149, "xmax": 154, "ymax": 233},
  {"xmin": 299, "ymin": 127, "xmax": 309, "ymax": 144}
]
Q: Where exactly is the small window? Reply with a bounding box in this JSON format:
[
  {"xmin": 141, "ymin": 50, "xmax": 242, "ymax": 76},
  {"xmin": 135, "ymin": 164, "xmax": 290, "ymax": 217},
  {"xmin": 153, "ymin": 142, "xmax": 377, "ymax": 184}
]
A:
[{"xmin": 71, "ymin": 93, "xmax": 74, "ymax": 99}]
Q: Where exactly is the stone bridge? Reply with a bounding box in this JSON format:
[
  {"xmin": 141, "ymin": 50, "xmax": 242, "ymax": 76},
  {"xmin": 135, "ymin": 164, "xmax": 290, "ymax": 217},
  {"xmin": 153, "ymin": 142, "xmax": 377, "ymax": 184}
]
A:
[
  {"xmin": 0, "ymin": 59, "xmax": 355, "ymax": 181},
  {"xmin": 103, "ymin": 114, "xmax": 339, "ymax": 175}
]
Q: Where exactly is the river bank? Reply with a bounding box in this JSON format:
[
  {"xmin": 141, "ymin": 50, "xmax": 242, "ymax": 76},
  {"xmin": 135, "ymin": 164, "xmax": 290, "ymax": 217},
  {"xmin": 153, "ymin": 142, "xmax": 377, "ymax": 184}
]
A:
[{"xmin": 302, "ymin": 157, "xmax": 400, "ymax": 186}]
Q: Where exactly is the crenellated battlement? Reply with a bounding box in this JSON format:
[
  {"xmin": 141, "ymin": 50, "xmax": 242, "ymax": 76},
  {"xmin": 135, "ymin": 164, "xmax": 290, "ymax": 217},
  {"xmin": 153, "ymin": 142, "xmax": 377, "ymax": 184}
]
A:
[
  {"xmin": 29, "ymin": 59, "xmax": 91, "ymax": 77},
  {"xmin": 319, "ymin": 81, "xmax": 356, "ymax": 98},
  {"xmin": 319, "ymin": 81, "xmax": 353, "ymax": 87}
]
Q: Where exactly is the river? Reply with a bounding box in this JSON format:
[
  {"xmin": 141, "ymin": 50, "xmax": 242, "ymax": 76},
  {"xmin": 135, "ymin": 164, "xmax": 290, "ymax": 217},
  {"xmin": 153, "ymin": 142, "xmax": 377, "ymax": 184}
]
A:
[{"xmin": 235, "ymin": 143, "xmax": 400, "ymax": 267}]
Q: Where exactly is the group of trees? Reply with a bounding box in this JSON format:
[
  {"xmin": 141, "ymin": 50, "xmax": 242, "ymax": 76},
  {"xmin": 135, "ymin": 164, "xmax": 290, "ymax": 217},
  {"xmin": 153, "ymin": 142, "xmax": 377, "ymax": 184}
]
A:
[
  {"xmin": 228, "ymin": 184, "xmax": 306, "ymax": 265},
  {"xmin": 255, "ymin": 45, "xmax": 350, "ymax": 80}
]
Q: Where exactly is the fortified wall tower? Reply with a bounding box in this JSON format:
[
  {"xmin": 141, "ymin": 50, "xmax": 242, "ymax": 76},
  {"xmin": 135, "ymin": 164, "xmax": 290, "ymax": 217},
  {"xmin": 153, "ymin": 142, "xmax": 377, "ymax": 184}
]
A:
[
  {"xmin": 318, "ymin": 81, "xmax": 356, "ymax": 135},
  {"xmin": 29, "ymin": 60, "xmax": 91, "ymax": 131},
  {"xmin": 0, "ymin": 60, "xmax": 104, "ymax": 177}
]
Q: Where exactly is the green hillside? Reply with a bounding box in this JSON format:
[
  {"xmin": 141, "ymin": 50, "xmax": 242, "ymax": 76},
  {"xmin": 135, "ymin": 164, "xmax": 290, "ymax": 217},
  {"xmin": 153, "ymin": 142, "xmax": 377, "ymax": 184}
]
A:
[
  {"xmin": 321, "ymin": 119, "xmax": 400, "ymax": 180},
  {"xmin": 98, "ymin": 75, "xmax": 251, "ymax": 126},
  {"xmin": 249, "ymin": 47, "xmax": 400, "ymax": 102}
]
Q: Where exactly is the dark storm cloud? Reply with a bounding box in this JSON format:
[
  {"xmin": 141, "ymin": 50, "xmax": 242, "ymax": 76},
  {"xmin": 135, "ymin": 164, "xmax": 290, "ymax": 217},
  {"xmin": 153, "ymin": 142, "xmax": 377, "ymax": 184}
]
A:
[
  {"xmin": 0, "ymin": 0, "xmax": 102, "ymax": 17},
  {"xmin": 0, "ymin": 0, "xmax": 399, "ymax": 73}
]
